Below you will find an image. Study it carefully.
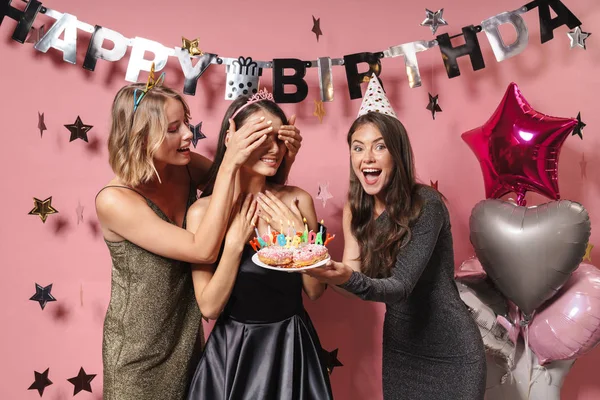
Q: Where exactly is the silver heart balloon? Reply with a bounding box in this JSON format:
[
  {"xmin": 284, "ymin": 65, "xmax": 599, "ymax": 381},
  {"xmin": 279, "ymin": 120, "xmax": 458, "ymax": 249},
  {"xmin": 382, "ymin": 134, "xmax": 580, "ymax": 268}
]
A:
[{"xmin": 469, "ymin": 199, "xmax": 590, "ymax": 318}]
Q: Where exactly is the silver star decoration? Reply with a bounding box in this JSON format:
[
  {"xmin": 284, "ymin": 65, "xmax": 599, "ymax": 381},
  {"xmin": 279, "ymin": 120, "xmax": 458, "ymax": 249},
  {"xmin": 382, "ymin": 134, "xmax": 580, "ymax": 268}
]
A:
[
  {"xmin": 38, "ymin": 112, "xmax": 47, "ymax": 137},
  {"xmin": 580, "ymin": 153, "xmax": 587, "ymax": 179},
  {"xmin": 420, "ymin": 8, "xmax": 448, "ymax": 35},
  {"xmin": 189, "ymin": 121, "xmax": 206, "ymax": 148},
  {"xmin": 76, "ymin": 200, "xmax": 84, "ymax": 225},
  {"xmin": 25, "ymin": 24, "xmax": 45, "ymax": 44},
  {"xmin": 316, "ymin": 182, "xmax": 334, "ymax": 208},
  {"xmin": 567, "ymin": 26, "xmax": 591, "ymax": 50}
]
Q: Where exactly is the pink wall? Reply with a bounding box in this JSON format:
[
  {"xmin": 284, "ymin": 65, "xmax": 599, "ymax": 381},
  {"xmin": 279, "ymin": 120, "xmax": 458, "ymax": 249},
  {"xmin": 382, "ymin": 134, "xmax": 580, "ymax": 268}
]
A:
[{"xmin": 1, "ymin": 0, "xmax": 598, "ymax": 398}]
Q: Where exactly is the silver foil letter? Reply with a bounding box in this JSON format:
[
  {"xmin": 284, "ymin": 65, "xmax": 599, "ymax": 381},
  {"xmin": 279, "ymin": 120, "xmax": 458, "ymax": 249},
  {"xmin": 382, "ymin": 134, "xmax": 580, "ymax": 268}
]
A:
[
  {"xmin": 317, "ymin": 57, "xmax": 334, "ymax": 102},
  {"xmin": 34, "ymin": 13, "xmax": 78, "ymax": 64},
  {"xmin": 175, "ymin": 48, "xmax": 217, "ymax": 96},
  {"xmin": 125, "ymin": 37, "xmax": 170, "ymax": 82},
  {"xmin": 383, "ymin": 41, "xmax": 436, "ymax": 88},
  {"xmin": 482, "ymin": 11, "xmax": 529, "ymax": 62},
  {"xmin": 83, "ymin": 26, "xmax": 129, "ymax": 71}
]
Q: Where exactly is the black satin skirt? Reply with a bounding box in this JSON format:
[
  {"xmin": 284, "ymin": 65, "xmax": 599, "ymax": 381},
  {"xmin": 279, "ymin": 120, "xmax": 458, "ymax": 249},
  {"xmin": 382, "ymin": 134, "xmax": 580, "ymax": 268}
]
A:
[{"xmin": 187, "ymin": 310, "xmax": 333, "ymax": 400}]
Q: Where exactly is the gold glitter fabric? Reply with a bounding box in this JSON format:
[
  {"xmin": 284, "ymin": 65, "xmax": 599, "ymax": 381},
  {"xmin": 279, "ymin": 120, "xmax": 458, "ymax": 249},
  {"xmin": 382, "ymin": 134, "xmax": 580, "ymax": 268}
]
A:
[{"xmin": 100, "ymin": 185, "xmax": 203, "ymax": 400}]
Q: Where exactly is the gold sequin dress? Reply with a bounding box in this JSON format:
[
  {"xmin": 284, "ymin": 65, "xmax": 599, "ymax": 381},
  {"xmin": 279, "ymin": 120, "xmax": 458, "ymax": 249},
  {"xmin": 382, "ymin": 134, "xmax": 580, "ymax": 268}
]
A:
[{"xmin": 99, "ymin": 184, "xmax": 203, "ymax": 400}]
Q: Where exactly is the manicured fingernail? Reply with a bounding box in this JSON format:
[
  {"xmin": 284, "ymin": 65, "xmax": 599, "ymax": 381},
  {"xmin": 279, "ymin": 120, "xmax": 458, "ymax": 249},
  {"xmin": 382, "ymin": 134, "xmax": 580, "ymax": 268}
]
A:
[
  {"xmin": 267, "ymin": 127, "xmax": 273, "ymax": 131},
  {"xmin": 267, "ymin": 120, "xmax": 272, "ymax": 125},
  {"xmin": 259, "ymin": 116, "xmax": 265, "ymax": 121}
]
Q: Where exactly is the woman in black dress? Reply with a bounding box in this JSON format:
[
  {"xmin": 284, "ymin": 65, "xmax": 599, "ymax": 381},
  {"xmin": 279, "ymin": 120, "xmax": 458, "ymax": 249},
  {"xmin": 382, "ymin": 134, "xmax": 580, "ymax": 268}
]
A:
[
  {"xmin": 306, "ymin": 110, "xmax": 486, "ymax": 400},
  {"xmin": 185, "ymin": 92, "xmax": 333, "ymax": 400}
]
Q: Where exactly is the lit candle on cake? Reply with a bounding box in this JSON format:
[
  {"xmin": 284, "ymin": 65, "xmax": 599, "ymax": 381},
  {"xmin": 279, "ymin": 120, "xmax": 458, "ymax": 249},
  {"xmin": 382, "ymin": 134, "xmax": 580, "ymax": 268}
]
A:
[
  {"xmin": 302, "ymin": 217, "xmax": 308, "ymax": 242},
  {"xmin": 266, "ymin": 218, "xmax": 272, "ymax": 237}
]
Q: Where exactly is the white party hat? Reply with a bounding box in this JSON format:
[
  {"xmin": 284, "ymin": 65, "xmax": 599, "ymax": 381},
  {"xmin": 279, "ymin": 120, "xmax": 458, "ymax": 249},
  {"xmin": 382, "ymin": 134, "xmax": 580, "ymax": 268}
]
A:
[{"xmin": 357, "ymin": 73, "xmax": 397, "ymax": 119}]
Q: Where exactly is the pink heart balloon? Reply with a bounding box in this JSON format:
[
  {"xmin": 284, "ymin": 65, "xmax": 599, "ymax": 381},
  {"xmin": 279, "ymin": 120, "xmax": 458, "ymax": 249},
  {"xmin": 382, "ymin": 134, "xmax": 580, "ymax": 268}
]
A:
[{"xmin": 527, "ymin": 263, "xmax": 600, "ymax": 365}]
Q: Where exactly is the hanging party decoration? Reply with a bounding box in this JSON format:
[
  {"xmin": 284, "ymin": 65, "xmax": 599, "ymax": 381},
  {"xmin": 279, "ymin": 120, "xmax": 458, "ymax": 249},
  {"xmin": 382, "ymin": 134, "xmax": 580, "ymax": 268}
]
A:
[
  {"xmin": 567, "ymin": 26, "xmax": 591, "ymax": 49},
  {"xmin": 28, "ymin": 368, "xmax": 53, "ymax": 396},
  {"xmin": 67, "ymin": 367, "xmax": 96, "ymax": 395},
  {"xmin": 28, "ymin": 196, "xmax": 58, "ymax": 223},
  {"xmin": 572, "ymin": 112, "xmax": 585, "ymax": 139},
  {"xmin": 25, "ymin": 24, "xmax": 44, "ymax": 44},
  {"xmin": 323, "ymin": 348, "xmax": 343, "ymax": 375},
  {"xmin": 313, "ymin": 100, "xmax": 326, "ymax": 123},
  {"xmin": 64, "ymin": 116, "xmax": 92, "ymax": 142},
  {"xmin": 316, "ymin": 182, "xmax": 334, "ymax": 208},
  {"xmin": 182, "ymin": 36, "xmax": 203, "ymax": 56},
  {"xmin": 425, "ymin": 93, "xmax": 442, "ymax": 120},
  {"xmin": 461, "ymin": 82, "xmax": 577, "ymax": 205},
  {"xmin": 29, "ymin": 283, "xmax": 56, "ymax": 310},
  {"xmin": 420, "ymin": 8, "xmax": 448, "ymax": 35},
  {"xmin": 311, "ymin": 15, "xmax": 323, "ymax": 42},
  {"xmin": 469, "ymin": 199, "xmax": 590, "ymax": 319},
  {"xmin": 0, "ymin": 0, "xmax": 586, "ymax": 103},
  {"xmin": 224, "ymin": 56, "xmax": 262, "ymax": 100},
  {"xmin": 481, "ymin": 9, "xmax": 529, "ymax": 62},
  {"xmin": 189, "ymin": 121, "xmax": 206, "ymax": 148},
  {"xmin": 37, "ymin": 112, "xmax": 46, "ymax": 137}
]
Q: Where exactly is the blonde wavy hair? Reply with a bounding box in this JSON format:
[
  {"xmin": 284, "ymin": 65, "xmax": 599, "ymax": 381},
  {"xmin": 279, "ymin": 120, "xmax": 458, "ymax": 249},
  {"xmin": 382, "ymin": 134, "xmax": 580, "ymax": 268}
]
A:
[{"xmin": 108, "ymin": 83, "xmax": 191, "ymax": 187}]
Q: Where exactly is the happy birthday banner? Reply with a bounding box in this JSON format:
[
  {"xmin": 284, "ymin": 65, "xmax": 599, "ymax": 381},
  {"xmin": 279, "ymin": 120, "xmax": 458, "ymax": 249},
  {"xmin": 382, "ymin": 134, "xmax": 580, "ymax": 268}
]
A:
[{"xmin": 0, "ymin": 0, "xmax": 583, "ymax": 103}]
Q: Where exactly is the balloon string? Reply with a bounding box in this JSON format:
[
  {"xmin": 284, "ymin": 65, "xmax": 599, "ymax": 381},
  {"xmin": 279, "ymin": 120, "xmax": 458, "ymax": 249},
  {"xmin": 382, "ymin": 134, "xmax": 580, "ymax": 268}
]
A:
[{"xmin": 525, "ymin": 322, "xmax": 532, "ymax": 399}]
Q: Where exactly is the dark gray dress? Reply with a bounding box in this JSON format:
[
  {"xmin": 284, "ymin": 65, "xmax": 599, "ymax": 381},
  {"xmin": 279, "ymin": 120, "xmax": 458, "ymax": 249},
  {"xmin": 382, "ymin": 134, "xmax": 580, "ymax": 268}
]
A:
[{"xmin": 340, "ymin": 186, "xmax": 485, "ymax": 400}]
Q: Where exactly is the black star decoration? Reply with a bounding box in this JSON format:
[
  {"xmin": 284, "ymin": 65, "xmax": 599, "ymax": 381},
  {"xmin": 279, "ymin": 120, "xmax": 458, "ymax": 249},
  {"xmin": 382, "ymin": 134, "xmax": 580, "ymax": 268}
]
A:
[
  {"xmin": 426, "ymin": 93, "xmax": 442, "ymax": 120},
  {"xmin": 30, "ymin": 283, "xmax": 56, "ymax": 310},
  {"xmin": 67, "ymin": 367, "xmax": 96, "ymax": 396},
  {"xmin": 189, "ymin": 121, "xmax": 206, "ymax": 148},
  {"xmin": 311, "ymin": 15, "xmax": 323, "ymax": 42},
  {"xmin": 28, "ymin": 196, "xmax": 58, "ymax": 223},
  {"xmin": 38, "ymin": 112, "xmax": 47, "ymax": 138},
  {"xmin": 28, "ymin": 368, "xmax": 53, "ymax": 396},
  {"xmin": 323, "ymin": 348, "xmax": 343, "ymax": 375},
  {"xmin": 64, "ymin": 116, "xmax": 93, "ymax": 142},
  {"xmin": 572, "ymin": 112, "xmax": 585, "ymax": 139}
]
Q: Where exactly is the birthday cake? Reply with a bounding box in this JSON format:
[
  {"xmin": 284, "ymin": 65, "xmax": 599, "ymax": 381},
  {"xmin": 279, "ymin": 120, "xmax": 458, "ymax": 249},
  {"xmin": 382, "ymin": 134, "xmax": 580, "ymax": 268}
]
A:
[
  {"xmin": 257, "ymin": 243, "xmax": 329, "ymax": 268},
  {"xmin": 250, "ymin": 219, "xmax": 334, "ymax": 269}
]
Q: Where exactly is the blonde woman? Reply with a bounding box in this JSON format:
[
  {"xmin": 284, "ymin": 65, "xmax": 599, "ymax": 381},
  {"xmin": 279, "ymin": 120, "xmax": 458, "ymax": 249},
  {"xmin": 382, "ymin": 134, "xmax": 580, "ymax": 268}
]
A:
[{"xmin": 95, "ymin": 81, "xmax": 302, "ymax": 400}]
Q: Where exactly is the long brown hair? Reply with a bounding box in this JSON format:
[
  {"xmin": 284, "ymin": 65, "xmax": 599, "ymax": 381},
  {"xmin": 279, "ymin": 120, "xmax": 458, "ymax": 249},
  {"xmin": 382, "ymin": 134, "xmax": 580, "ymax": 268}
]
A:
[
  {"xmin": 202, "ymin": 95, "xmax": 289, "ymax": 196},
  {"xmin": 347, "ymin": 112, "xmax": 425, "ymax": 278}
]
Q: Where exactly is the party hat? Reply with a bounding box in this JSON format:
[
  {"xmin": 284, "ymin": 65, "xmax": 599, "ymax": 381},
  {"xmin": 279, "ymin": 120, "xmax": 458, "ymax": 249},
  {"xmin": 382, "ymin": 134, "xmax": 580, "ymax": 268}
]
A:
[{"xmin": 357, "ymin": 73, "xmax": 397, "ymax": 119}]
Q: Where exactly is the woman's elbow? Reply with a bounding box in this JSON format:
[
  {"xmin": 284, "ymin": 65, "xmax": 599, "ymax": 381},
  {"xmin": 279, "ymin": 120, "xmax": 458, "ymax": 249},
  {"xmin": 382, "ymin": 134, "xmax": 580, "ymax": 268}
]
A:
[
  {"xmin": 306, "ymin": 285, "xmax": 327, "ymax": 301},
  {"xmin": 198, "ymin": 304, "xmax": 221, "ymax": 320},
  {"xmin": 190, "ymin": 251, "xmax": 218, "ymax": 265}
]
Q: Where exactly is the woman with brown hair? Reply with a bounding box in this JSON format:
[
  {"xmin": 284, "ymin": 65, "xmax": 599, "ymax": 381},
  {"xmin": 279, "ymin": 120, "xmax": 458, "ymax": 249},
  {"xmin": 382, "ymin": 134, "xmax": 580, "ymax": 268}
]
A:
[
  {"xmin": 185, "ymin": 90, "xmax": 332, "ymax": 400},
  {"xmin": 306, "ymin": 76, "xmax": 485, "ymax": 399},
  {"xmin": 95, "ymin": 75, "xmax": 302, "ymax": 400}
]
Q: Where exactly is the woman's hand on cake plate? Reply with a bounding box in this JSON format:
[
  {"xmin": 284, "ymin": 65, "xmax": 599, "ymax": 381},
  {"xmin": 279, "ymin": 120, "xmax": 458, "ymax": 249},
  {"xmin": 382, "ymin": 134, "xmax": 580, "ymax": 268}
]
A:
[
  {"xmin": 278, "ymin": 115, "xmax": 302, "ymax": 162},
  {"xmin": 302, "ymin": 260, "xmax": 353, "ymax": 286},
  {"xmin": 256, "ymin": 191, "xmax": 304, "ymax": 230},
  {"xmin": 225, "ymin": 193, "xmax": 258, "ymax": 250}
]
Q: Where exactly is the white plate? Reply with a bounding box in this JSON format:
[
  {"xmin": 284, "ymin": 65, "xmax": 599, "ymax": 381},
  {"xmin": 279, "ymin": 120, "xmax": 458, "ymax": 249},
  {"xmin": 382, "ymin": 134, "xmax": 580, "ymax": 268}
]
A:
[{"xmin": 252, "ymin": 253, "xmax": 331, "ymax": 273}]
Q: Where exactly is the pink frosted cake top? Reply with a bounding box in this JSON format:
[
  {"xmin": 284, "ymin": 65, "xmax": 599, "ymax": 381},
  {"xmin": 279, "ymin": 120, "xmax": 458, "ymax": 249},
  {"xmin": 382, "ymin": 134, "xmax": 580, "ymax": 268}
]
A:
[
  {"xmin": 258, "ymin": 246, "xmax": 293, "ymax": 263},
  {"xmin": 293, "ymin": 244, "xmax": 328, "ymax": 262}
]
